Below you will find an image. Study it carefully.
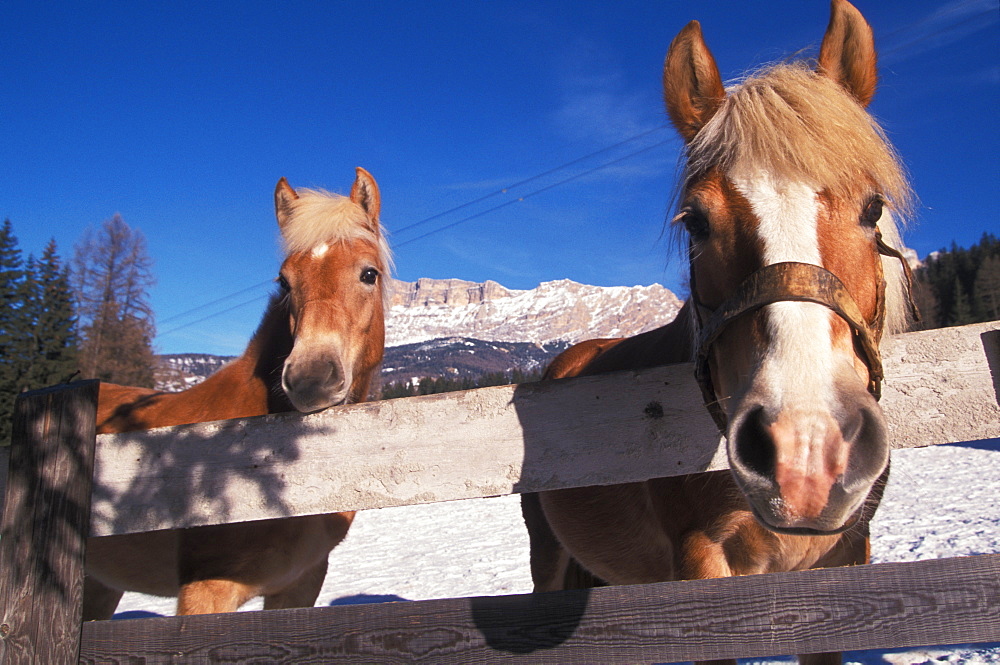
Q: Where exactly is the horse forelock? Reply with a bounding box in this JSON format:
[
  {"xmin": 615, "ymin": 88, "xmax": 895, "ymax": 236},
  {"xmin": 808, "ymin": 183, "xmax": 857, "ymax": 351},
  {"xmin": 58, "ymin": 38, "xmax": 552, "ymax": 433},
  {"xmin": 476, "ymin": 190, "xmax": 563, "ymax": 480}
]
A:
[
  {"xmin": 280, "ymin": 188, "xmax": 394, "ymax": 302},
  {"xmin": 281, "ymin": 189, "xmax": 391, "ymax": 263},
  {"xmin": 681, "ymin": 62, "xmax": 914, "ymax": 338}
]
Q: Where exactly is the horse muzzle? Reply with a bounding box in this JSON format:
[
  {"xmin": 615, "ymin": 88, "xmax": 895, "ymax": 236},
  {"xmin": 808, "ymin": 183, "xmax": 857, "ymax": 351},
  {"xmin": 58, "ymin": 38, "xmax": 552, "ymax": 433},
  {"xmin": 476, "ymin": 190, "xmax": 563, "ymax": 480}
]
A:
[
  {"xmin": 281, "ymin": 355, "xmax": 351, "ymax": 413},
  {"xmin": 727, "ymin": 390, "xmax": 889, "ymax": 534}
]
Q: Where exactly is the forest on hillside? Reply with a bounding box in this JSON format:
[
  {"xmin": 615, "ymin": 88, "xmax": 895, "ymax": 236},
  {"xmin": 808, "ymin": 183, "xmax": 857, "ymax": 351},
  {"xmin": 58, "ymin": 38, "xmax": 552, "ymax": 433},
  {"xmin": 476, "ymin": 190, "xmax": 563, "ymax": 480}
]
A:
[{"xmin": 912, "ymin": 232, "xmax": 1000, "ymax": 329}]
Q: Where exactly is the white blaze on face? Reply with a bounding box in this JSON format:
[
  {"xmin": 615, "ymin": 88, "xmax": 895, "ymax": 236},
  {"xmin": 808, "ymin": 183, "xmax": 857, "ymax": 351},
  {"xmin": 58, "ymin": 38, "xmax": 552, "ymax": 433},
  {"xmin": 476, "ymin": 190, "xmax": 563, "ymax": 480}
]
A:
[
  {"xmin": 311, "ymin": 243, "xmax": 329, "ymax": 258},
  {"xmin": 730, "ymin": 173, "xmax": 836, "ymax": 412}
]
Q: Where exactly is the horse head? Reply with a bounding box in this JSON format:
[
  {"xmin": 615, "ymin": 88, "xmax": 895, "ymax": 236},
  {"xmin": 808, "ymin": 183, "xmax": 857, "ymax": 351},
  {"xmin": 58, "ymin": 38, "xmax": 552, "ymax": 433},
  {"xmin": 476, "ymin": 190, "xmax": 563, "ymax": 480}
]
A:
[
  {"xmin": 664, "ymin": 0, "xmax": 913, "ymax": 534},
  {"xmin": 273, "ymin": 168, "xmax": 390, "ymax": 412}
]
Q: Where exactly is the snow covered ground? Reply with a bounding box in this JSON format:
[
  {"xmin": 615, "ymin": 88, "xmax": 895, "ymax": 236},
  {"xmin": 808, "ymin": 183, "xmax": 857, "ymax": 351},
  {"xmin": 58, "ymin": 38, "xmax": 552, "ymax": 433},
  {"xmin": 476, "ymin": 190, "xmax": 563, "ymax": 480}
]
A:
[{"xmin": 115, "ymin": 440, "xmax": 1000, "ymax": 664}]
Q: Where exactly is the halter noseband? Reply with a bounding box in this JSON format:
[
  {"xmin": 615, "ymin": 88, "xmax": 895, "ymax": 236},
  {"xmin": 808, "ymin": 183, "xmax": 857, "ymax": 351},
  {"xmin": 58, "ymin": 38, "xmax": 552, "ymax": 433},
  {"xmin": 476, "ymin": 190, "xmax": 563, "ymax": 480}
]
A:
[{"xmin": 691, "ymin": 229, "xmax": 917, "ymax": 433}]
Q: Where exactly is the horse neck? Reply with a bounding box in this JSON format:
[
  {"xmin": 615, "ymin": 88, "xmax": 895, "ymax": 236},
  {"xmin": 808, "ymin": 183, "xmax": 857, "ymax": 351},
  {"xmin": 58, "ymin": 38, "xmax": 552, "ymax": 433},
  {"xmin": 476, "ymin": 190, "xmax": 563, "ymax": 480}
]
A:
[
  {"xmin": 670, "ymin": 300, "xmax": 696, "ymax": 360},
  {"xmin": 206, "ymin": 296, "xmax": 296, "ymax": 416},
  {"xmin": 347, "ymin": 313, "xmax": 385, "ymax": 404}
]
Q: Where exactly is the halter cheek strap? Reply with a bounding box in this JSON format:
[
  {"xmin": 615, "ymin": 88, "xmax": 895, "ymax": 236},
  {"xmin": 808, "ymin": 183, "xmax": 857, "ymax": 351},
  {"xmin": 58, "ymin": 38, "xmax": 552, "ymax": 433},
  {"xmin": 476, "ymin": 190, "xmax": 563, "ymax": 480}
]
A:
[{"xmin": 690, "ymin": 228, "xmax": 918, "ymax": 434}]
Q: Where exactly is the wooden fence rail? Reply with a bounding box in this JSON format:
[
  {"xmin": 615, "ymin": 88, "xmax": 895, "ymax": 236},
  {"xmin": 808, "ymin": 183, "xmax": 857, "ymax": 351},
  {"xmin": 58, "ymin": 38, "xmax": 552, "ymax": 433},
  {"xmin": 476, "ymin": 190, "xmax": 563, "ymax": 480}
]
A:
[
  {"xmin": 77, "ymin": 554, "xmax": 999, "ymax": 664},
  {"xmin": 0, "ymin": 321, "xmax": 998, "ymax": 663}
]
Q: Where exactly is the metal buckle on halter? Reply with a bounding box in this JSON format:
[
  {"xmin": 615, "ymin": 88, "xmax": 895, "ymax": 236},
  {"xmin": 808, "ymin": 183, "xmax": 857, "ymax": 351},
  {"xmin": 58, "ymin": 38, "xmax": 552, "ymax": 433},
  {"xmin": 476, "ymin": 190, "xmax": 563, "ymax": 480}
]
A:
[{"xmin": 692, "ymin": 261, "xmax": 886, "ymax": 433}]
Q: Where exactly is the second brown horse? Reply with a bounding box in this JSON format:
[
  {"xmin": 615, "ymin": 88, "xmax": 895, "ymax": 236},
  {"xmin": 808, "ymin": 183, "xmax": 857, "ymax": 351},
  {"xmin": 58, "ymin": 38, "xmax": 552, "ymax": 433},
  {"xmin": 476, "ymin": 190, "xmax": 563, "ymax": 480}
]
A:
[{"xmin": 85, "ymin": 168, "xmax": 390, "ymax": 617}]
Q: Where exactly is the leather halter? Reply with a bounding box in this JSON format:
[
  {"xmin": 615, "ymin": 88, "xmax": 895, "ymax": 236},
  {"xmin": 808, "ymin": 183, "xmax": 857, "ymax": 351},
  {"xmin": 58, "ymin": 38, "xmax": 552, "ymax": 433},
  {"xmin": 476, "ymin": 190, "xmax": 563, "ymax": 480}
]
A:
[{"xmin": 691, "ymin": 229, "xmax": 917, "ymax": 433}]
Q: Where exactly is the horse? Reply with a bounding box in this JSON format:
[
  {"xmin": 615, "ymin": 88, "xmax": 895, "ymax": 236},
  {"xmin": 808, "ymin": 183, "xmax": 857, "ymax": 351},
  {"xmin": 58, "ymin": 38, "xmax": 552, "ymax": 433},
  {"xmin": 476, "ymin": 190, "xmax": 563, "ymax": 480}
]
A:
[
  {"xmin": 84, "ymin": 167, "xmax": 391, "ymax": 618},
  {"xmin": 521, "ymin": 2, "xmax": 916, "ymax": 662}
]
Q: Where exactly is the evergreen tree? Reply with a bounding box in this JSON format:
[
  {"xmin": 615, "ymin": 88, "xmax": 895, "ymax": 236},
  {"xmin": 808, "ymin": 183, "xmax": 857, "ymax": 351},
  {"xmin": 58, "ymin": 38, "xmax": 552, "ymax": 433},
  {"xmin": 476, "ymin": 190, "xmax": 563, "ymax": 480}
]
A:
[
  {"xmin": 0, "ymin": 219, "xmax": 27, "ymax": 443},
  {"xmin": 28, "ymin": 239, "xmax": 79, "ymax": 387},
  {"xmin": 72, "ymin": 214, "xmax": 157, "ymax": 387},
  {"xmin": 914, "ymin": 232, "xmax": 999, "ymax": 329},
  {"xmin": 974, "ymin": 254, "xmax": 1000, "ymax": 322},
  {"xmin": 910, "ymin": 273, "xmax": 940, "ymax": 330},
  {"xmin": 14, "ymin": 254, "xmax": 41, "ymax": 386},
  {"xmin": 949, "ymin": 277, "xmax": 974, "ymax": 326}
]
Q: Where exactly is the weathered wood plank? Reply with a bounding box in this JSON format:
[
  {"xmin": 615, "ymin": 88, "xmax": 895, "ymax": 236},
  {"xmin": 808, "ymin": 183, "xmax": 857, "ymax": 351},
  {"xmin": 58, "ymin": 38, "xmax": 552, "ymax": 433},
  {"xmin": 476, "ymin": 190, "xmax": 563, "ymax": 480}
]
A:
[
  {"xmin": 78, "ymin": 554, "xmax": 1000, "ymax": 664},
  {"xmin": 881, "ymin": 321, "xmax": 1000, "ymax": 445},
  {"xmin": 0, "ymin": 381, "xmax": 99, "ymax": 665},
  {"xmin": 88, "ymin": 320, "xmax": 1000, "ymax": 537},
  {"xmin": 89, "ymin": 359, "xmax": 721, "ymax": 536}
]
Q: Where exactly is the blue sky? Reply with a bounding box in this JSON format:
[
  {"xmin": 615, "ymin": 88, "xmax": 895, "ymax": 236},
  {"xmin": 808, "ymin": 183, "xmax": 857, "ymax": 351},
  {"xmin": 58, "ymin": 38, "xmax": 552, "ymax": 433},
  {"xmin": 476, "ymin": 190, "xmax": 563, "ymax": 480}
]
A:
[{"xmin": 3, "ymin": 1, "xmax": 997, "ymax": 356}]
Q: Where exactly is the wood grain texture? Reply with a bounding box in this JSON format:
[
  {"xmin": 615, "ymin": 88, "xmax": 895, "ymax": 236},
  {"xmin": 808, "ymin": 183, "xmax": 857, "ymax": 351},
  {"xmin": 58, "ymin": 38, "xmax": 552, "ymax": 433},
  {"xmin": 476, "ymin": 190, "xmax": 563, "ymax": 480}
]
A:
[
  {"xmin": 0, "ymin": 381, "xmax": 99, "ymax": 665},
  {"xmin": 84, "ymin": 320, "xmax": 999, "ymax": 537},
  {"xmin": 78, "ymin": 554, "xmax": 1000, "ymax": 664}
]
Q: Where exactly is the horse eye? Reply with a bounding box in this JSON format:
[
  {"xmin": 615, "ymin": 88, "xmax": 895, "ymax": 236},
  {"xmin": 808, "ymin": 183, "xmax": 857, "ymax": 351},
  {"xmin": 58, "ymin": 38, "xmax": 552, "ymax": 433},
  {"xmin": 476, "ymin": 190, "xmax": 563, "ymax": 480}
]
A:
[
  {"xmin": 676, "ymin": 207, "xmax": 710, "ymax": 240},
  {"xmin": 861, "ymin": 196, "xmax": 884, "ymax": 228},
  {"xmin": 277, "ymin": 274, "xmax": 291, "ymax": 292},
  {"xmin": 360, "ymin": 267, "xmax": 379, "ymax": 285}
]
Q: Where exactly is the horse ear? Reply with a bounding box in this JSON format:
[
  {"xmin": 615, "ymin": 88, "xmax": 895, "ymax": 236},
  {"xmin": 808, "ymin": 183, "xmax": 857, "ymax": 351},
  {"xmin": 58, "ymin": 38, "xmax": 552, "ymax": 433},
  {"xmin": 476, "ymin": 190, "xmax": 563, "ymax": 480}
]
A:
[
  {"xmin": 817, "ymin": 0, "xmax": 877, "ymax": 107},
  {"xmin": 350, "ymin": 167, "xmax": 381, "ymax": 233},
  {"xmin": 663, "ymin": 20, "xmax": 726, "ymax": 143},
  {"xmin": 274, "ymin": 177, "xmax": 298, "ymax": 231}
]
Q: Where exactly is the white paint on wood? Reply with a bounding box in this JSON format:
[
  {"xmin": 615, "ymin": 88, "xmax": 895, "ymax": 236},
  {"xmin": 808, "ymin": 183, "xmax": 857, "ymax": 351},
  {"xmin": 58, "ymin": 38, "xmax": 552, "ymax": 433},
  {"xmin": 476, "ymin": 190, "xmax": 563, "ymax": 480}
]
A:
[{"xmin": 2, "ymin": 322, "xmax": 997, "ymax": 537}]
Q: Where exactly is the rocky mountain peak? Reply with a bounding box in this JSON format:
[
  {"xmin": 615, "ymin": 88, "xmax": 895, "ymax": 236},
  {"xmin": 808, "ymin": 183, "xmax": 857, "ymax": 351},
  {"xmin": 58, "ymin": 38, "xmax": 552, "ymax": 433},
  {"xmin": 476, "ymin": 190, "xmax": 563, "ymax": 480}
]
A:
[{"xmin": 385, "ymin": 277, "xmax": 682, "ymax": 348}]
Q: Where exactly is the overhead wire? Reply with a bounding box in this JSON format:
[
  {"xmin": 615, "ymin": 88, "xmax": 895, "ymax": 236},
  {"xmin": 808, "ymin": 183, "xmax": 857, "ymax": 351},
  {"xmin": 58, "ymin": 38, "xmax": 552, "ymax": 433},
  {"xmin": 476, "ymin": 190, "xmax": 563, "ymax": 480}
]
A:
[
  {"xmin": 158, "ymin": 280, "xmax": 273, "ymax": 325},
  {"xmin": 394, "ymin": 136, "xmax": 674, "ymax": 249},
  {"xmin": 158, "ymin": 292, "xmax": 274, "ymax": 338},
  {"xmin": 157, "ymin": 127, "xmax": 673, "ymax": 335},
  {"xmin": 390, "ymin": 124, "xmax": 669, "ymax": 237}
]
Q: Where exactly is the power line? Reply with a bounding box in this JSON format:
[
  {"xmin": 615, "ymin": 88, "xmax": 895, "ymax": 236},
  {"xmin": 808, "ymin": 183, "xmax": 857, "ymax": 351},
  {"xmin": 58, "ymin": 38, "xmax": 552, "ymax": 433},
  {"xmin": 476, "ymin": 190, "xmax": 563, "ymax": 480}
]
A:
[
  {"xmin": 156, "ymin": 127, "xmax": 671, "ymax": 332},
  {"xmin": 158, "ymin": 280, "xmax": 273, "ymax": 324},
  {"xmin": 394, "ymin": 137, "xmax": 675, "ymax": 249},
  {"xmin": 159, "ymin": 292, "xmax": 272, "ymax": 338},
  {"xmin": 391, "ymin": 125, "xmax": 669, "ymax": 237}
]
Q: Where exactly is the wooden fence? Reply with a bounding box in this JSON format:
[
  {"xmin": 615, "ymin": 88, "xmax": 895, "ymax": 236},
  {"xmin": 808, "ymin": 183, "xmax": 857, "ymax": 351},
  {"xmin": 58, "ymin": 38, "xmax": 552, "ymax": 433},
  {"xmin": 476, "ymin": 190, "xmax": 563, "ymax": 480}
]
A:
[{"xmin": 1, "ymin": 320, "xmax": 998, "ymax": 663}]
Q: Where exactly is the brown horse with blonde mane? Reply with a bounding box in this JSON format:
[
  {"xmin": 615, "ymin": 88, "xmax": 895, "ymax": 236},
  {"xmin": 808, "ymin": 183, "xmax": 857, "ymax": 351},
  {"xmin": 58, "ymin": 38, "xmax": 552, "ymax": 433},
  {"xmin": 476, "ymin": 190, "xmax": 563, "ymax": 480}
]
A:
[
  {"xmin": 84, "ymin": 168, "xmax": 391, "ymax": 618},
  {"xmin": 522, "ymin": 2, "xmax": 915, "ymax": 663}
]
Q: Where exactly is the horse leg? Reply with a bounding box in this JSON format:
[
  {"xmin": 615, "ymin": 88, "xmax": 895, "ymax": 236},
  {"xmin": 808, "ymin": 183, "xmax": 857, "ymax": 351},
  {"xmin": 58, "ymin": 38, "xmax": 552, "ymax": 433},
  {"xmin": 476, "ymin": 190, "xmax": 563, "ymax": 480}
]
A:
[
  {"xmin": 175, "ymin": 523, "xmax": 260, "ymax": 615},
  {"xmin": 82, "ymin": 574, "xmax": 125, "ymax": 621},
  {"xmin": 263, "ymin": 557, "xmax": 329, "ymax": 610},
  {"xmin": 176, "ymin": 579, "xmax": 258, "ymax": 615},
  {"xmin": 521, "ymin": 492, "xmax": 570, "ymax": 592}
]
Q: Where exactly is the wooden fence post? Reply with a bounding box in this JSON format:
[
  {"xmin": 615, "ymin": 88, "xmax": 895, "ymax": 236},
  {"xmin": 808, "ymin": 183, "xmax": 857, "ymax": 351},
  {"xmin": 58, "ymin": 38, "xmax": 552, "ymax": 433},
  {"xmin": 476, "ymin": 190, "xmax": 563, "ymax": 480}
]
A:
[{"xmin": 0, "ymin": 381, "xmax": 100, "ymax": 665}]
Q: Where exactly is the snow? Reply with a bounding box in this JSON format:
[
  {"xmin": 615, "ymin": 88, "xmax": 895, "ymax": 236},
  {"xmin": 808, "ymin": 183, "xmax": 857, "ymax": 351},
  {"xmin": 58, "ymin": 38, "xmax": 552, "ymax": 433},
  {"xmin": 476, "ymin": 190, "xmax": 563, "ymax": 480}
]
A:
[
  {"xmin": 114, "ymin": 440, "xmax": 1000, "ymax": 663},
  {"xmin": 385, "ymin": 278, "xmax": 682, "ymax": 347}
]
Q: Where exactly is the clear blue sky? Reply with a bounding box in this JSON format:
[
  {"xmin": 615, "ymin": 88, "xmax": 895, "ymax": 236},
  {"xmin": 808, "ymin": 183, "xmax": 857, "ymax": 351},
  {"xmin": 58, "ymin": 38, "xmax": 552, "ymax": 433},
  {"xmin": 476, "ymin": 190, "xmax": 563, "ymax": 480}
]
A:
[{"xmin": 3, "ymin": 1, "xmax": 997, "ymax": 355}]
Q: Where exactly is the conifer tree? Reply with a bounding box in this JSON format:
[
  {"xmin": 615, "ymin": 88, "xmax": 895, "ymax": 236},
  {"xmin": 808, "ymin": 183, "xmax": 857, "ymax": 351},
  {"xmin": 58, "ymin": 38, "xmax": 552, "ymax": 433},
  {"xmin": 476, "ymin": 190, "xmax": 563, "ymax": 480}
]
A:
[
  {"xmin": 974, "ymin": 254, "xmax": 1000, "ymax": 322},
  {"xmin": 14, "ymin": 254, "xmax": 41, "ymax": 385},
  {"xmin": 910, "ymin": 273, "xmax": 940, "ymax": 330},
  {"xmin": 28, "ymin": 239, "xmax": 78, "ymax": 388},
  {"xmin": 949, "ymin": 277, "xmax": 974, "ymax": 326},
  {"xmin": 0, "ymin": 220, "xmax": 32, "ymax": 443}
]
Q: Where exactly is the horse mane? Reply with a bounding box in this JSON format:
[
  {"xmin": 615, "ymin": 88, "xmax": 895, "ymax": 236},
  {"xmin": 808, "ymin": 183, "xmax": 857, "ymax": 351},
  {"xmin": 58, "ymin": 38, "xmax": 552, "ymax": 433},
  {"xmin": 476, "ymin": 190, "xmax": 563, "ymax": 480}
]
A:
[
  {"xmin": 683, "ymin": 62, "xmax": 914, "ymax": 334},
  {"xmin": 279, "ymin": 187, "xmax": 394, "ymax": 301}
]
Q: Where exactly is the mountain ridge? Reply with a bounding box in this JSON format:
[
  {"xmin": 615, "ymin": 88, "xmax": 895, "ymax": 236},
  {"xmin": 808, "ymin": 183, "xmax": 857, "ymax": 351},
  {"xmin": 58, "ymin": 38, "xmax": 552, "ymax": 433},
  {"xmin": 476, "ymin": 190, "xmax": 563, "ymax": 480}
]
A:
[{"xmin": 158, "ymin": 276, "xmax": 683, "ymax": 390}]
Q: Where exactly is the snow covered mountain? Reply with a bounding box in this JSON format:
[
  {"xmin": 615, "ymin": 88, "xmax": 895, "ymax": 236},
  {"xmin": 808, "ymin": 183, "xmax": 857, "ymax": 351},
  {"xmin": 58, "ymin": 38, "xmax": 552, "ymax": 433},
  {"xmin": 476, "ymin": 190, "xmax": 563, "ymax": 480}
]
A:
[
  {"xmin": 157, "ymin": 277, "xmax": 684, "ymax": 389},
  {"xmin": 385, "ymin": 277, "xmax": 682, "ymax": 347}
]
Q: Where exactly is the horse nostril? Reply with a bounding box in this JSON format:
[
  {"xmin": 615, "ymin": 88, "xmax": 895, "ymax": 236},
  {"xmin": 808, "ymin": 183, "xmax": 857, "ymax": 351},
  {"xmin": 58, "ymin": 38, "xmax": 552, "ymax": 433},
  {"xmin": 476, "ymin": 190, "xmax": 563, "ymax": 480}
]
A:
[{"xmin": 732, "ymin": 406, "xmax": 775, "ymax": 480}]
